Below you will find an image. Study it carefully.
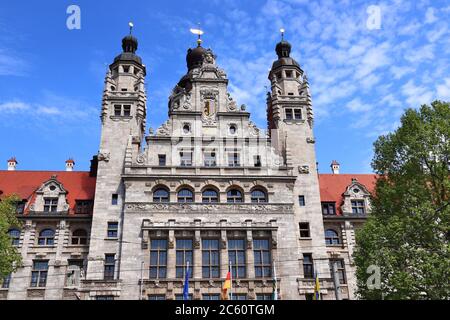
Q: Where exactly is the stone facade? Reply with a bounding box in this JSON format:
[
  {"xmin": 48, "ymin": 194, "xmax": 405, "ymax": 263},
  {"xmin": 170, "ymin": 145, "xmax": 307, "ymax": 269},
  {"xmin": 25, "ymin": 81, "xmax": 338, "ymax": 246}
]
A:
[{"xmin": 0, "ymin": 33, "xmax": 377, "ymax": 300}]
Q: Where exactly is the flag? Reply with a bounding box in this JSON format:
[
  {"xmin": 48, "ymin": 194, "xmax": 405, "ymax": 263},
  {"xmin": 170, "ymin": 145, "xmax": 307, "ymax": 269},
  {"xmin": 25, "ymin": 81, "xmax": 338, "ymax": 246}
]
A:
[
  {"xmin": 272, "ymin": 260, "xmax": 278, "ymax": 300},
  {"xmin": 222, "ymin": 271, "xmax": 231, "ymax": 300},
  {"xmin": 313, "ymin": 271, "xmax": 321, "ymax": 300},
  {"xmin": 182, "ymin": 261, "xmax": 190, "ymax": 300}
]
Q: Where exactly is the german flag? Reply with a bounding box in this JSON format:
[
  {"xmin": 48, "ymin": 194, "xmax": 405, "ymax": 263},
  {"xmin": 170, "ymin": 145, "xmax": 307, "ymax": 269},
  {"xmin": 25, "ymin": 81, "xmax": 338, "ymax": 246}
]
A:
[{"xmin": 222, "ymin": 271, "xmax": 231, "ymax": 300}]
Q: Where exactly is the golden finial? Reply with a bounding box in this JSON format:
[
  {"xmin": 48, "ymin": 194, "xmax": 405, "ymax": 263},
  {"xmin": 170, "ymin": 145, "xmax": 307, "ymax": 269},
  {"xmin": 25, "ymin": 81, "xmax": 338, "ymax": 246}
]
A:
[
  {"xmin": 129, "ymin": 22, "xmax": 134, "ymax": 35},
  {"xmin": 280, "ymin": 28, "xmax": 285, "ymax": 41},
  {"xmin": 190, "ymin": 24, "xmax": 204, "ymax": 47}
]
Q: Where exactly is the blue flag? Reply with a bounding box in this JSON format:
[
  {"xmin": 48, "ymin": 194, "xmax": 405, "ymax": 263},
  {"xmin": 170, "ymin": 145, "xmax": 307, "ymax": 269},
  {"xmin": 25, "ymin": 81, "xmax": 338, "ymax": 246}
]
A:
[{"xmin": 183, "ymin": 261, "xmax": 190, "ymax": 300}]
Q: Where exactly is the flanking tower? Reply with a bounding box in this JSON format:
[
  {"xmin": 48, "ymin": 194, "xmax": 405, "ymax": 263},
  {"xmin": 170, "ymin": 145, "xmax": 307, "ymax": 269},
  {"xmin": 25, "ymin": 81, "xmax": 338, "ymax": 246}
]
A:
[
  {"xmin": 267, "ymin": 32, "xmax": 331, "ymax": 296},
  {"xmin": 84, "ymin": 28, "xmax": 147, "ymax": 298}
]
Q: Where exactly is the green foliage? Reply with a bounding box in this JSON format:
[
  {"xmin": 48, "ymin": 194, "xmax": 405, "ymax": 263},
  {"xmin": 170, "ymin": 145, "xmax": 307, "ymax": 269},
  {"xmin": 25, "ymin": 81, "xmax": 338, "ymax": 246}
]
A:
[
  {"xmin": 0, "ymin": 194, "xmax": 23, "ymax": 278},
  {"xmin": 354, "ymin": 101, "xmax": 450, "ymax": 300}
]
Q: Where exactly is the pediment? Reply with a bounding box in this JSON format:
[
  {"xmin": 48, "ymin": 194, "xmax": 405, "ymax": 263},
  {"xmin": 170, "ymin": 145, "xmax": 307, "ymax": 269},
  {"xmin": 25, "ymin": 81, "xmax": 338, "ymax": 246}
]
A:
[
  {"xmin": 343, "ymin": 180, "xmax": 371, "ymax": 197},
  {"xmin": 36, "ymin": 175, "xmax": 67, "ymax": 195}
]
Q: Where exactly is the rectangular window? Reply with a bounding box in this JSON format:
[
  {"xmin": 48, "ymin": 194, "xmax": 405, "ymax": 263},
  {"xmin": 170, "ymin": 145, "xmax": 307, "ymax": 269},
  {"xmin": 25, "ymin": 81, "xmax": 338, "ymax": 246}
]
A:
[
  {"xmin": 175, "ymin": 294, "xmax": 193, "ymax": 300},
  {"xmin": 285, "ymin": 70, "xmax": 293, "ymax": 78},
  {"xmin": 104, "ymin": 254, "xmax": 115, "ymax": 280},
  {"xmin": 176, "ymin": 239, "xmax": 193, "ymax": 279},
  {"xmin": 43, "ymin": 198, "xmax": 58, "ymax": 212},
  {"xmin": 149, "ymin": 239, "xmax": 167, "ymax": 279},
  {"xmin": 1, "ymin": 274, "xmax": 11, "ymax": 289},
  {"xmin": 202, "ymin": 294, "xmax": 220, "ymax": 300},
  {"xmin": 114, "ymin": 105, "xmax": 122, "ymax": 116},
  {"xmin": 202, "ymin": 239, "xmax": 220, "ymax": 278},
  {"xmin": 256, "ymin": 294, "xmax": 273, "ymax": 300},
  {"xmin": 30, "ymin": 260, "xmax": 48, "ymax": 287},
  {"xmin": 299, "ymin": 222, "xmax": 310, "ymax": 238},
  {"xmin": 253, "ymin": 239, "xmax": 271, "ymax": 278},
  {"xmin": 303, "ymin": 254, "xmax": 314, "ymax": 279},
  {"xmin": 107, "ymin": 222, "xmax": 118, "ymax": 238},
  {"xmin": 75, "ymin": 200, "xmax": 93, "ymax": 214},
  {"xmin": 254, "ymin": 155, "xmax": 261, "ymax": 167},
  {"xmin": 298, "ymin": 195, "xmax": 306, "ymax": 206},
  {"xmin": 294, "ymin": 109, "xmax": 302, "ymax": 120},
  {"xmin": 285, "ymin": 108, "xmax": 293, "ymax": 120},
  {"xmin": 322, "ymin": 202, "xmax": 336, "ymax": 215},
  {"xmin": 123, "ymin": 105, "xmax": 131, "ymax": 116},
  {"xmin": 180, "ymin": 152, "xmax": 193, "ymax": 167},
  {"xmin": 228, "ymin": 239, "xmax": 246, "ymax": 279},
  {"xmin": 228, "ymin": 153, "xmax": 240, "ymax": 167},
  {"xmin": 351, "ymin": 200, "xmax": 365, "ymax": 214},
  {"xmin": 111, "ymin": 194, "xmax": 118, "ymax": 205},
  {"xmin": 148, "ymin": 295, "xmax": 166, "ymax": 300},
  {"xmin": 231, "ymin": 294, "xmax": 247, "ymax": 300},
  {"xmin": 122, "ymin": 65, "xmax": 130, "ymax": 73},
  {"xmin": 330, "ymin": 259, "xmax": 347, "ymax": 285},
  {"xmin": 158, "ymin": 154, "xmax": 166, "ymax": 166},
  {"xmin": 204, "ymin": 152, "xmax": 217, "ymax": 167}
]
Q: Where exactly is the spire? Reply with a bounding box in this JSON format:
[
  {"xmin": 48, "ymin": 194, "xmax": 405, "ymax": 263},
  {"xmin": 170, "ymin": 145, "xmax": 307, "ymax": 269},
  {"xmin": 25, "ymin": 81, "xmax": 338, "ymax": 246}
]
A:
[
  {"xmin": 190, "ymin": 25, "xmax": 204, "ymax": 47},
  {"xmin": 275, "ymin": 28, "xmax": 292, "ymax": 59},
  {"xmin": 122, "ymin": 22, "xmax": 138, "ymax": 53}
]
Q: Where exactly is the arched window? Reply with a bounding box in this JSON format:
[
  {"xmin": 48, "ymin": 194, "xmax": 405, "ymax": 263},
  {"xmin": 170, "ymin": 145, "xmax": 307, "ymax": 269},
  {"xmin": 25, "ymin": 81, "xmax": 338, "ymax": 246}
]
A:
[
  {"xmin": 153, "ymin": 188, "xmax": 169, "ymax": 203},
  {"xmin": 8, "ymin": 228, "xmax": 21, "ymax": 246},
  {"xmin": 71, "ymin": 229, "xmax": 88, "ymax": 245},
  {"xmin": 38, "ymin": 229, "xmax": 55, "ymax": 246},
  {"xmin": 325, "ymin": 229, "xmax": 340, "ymax": 245},
  {"xmin": 227, "ymin": 189, "xmax": 243, "ymax": 203},
  {"xmin": 178, "ymin": 189, "xmax": 194, "ymax": 203},
  {"xmin": 202, "ymin": 189, "xmax": 219, "ymax": 203},
  {"xmin": 251, "ymin": 189, "xmax": 268, "ymax": 203}
]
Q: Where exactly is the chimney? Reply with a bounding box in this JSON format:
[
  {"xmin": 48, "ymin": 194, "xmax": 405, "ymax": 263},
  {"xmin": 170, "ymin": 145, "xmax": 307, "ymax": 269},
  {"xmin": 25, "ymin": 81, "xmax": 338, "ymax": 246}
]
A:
[
  {"xmin": 7, "ymin": 157, "xmax": 18, "ymax": 171},
  {"xmin": 331, "ymin": 160, "xmax": 340, "ymax": 174},
  {"xmin": 89, "ymin": 155, "xmax": 98, "ymax": 177},
  {"xmin": 65, "ymin": 158, "xmax": 75, "ymax": 171}
]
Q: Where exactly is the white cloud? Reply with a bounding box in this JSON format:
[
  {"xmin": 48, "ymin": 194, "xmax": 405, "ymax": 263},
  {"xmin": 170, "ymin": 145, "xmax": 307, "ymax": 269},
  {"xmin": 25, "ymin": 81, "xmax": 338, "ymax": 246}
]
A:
[
  {"xmin": 346, "ymin": 98, "xmax": 372, "ymax": 113},
  {"xmin": 0, "ymin": 101, "xmax": 30, "ymax": 112},
  {"xmin": 401, "ymin": 80, "xmax": 434, "ymax": 107},
  {"xmin": 436, "ymin": 78, "xmax": 450, "ymax": 100},
  {"xmin": 425, "ymin": 7, "xmax": 438, "ymax": 24}
]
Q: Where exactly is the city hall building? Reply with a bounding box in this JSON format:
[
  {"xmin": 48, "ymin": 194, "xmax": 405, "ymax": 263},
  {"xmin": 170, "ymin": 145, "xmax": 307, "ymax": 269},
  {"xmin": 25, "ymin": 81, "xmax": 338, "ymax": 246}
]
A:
[{"xmin": 0, "ymin": 31, "xmax": 376, "ymax": 300}]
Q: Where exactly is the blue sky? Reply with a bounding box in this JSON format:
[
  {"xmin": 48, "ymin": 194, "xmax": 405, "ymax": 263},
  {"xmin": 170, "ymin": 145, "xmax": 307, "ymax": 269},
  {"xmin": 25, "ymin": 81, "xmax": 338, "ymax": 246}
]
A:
[{"xmin": 0, "ymin": 0, "xmax": 449, "ymax": 173}]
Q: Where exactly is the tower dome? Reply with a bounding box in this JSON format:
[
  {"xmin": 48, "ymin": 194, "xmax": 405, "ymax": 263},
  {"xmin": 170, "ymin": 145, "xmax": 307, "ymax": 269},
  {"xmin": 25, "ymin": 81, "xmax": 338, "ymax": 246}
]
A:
[
  {"xmin": 122, "ymin": 34, "xmax": 138, "ymax": 53},
  {"xmin": 275, "ymin": 40, "xmax": 291, "ymax": 58},
  {"xmin": 186, "ymin": 45, "xmax": 207, "ymax": 70}
]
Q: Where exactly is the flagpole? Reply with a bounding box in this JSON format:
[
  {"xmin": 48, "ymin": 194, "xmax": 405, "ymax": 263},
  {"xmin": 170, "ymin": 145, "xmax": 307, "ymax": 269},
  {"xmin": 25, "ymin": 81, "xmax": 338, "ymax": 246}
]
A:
[
  {"xmin": 273, "ymin": 256, "xmax": 278, "ymax": 300},
  {"xmin": 229, "ymin": 260, "xmax": 233, "ymax": 300}
]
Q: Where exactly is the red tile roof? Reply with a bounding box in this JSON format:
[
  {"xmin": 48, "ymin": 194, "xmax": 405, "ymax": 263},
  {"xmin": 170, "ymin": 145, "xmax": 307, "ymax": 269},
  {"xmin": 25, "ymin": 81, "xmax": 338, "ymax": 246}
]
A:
[
  {"xmin": 318, "ymin": 174, "xmax": 378, "ymax": 215},
  {"xmin": 0, "ymin": 171, "xmax": 96, "ymax": 215}
]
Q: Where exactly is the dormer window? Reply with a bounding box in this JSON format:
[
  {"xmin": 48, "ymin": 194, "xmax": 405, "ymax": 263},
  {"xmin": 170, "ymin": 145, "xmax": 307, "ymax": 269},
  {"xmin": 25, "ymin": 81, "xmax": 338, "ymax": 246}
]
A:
[
  {"xmin": 322, "ymin": 202, "xmax": 336, "ymax": 215},
  {"xmin": 75, "ymin": 200, "xmax": 93, "ymax": 214},
  {"xmin": 351, "ymin": 200, "xmax": 366, "ymax": 215},
  {"xmin": 43, "ymin": 198, "xmax": 58, "ymax": 213}
]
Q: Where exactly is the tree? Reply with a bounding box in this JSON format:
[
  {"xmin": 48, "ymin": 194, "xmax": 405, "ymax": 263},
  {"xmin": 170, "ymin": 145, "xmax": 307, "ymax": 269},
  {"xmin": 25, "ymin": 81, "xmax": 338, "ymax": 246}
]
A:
[
  {"xmin": 354, "ymin": 100, "xmax": 450, "ymax": 300},
  {"xmin": 0, "ymin": 195, "xmax": 22, "ymax": 279}
]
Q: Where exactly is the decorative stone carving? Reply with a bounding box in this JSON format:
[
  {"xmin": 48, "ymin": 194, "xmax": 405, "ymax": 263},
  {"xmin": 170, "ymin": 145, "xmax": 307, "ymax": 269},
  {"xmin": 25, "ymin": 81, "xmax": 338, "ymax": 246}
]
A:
[
  {"xmin": 203, "ymin": 50, "xmax": 215, "ymax": 65},
  {"xmin": 156, "ymin": 120, "xmax": 170, "ymax": 136},
  {"xmin": 126, "ymin": 203, "xmax": 294, "ymax": 214},
  {"xmin": 136, "ymin": 152, "xmax": 147, "ymax": 165},
  {"xmin": 98, "ymin": 152, "xmax": 110, "ymax": 162},
  {"xmin": 248, "ymin": 121, "xmax": 260, "ymax": 137},
  {"xmin": 306, "ymin": 137, "xmax": 316, "ymax": 144},
  {"xmin": 226, "ymin": 93, "xmax": 237, "ymax": 111},
  {"xmin": 298, "ymin": 165, "xmax": 310, "ymax": 174}
]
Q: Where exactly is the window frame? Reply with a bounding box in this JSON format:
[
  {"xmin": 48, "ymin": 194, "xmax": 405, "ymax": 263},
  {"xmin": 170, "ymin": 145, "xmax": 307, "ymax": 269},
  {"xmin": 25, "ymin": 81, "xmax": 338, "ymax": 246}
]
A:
[
  {"xmin": 351, "ymin": 200, "xmax": 366, "ymax": 215},
  {"xmin": 153, "ymin": 188, "xmax": 170, "ymax": 203},
  {"xmin": 330, "ymin": 259, "xmax": 347, "ymax": 284},
  {"xmin": 37, "ymin": 229, "xmax": 55, "ymax": 246},
  {"xmin": 253, "ymin": 239, "xmax": 272, "ymax": 278},
  {"xmin": 175, "ymin": 239, "xmax": 193, "ymax": 279},
  {"xmin": 107, "ymin": 222, "xmax": 119, "ymax": 238},
  {"xmin": 322, "ymin": 202, "xmax": 336, "ymax": 215},
  {"xmin": 104, "ymin": 254, "xmax": 115, "ymax": 280},
  {"xmin": 228, "ymin": 239, "xmax": 246, "ymax": 279},
  {"xmin": 298, "ymin": 195, "xmax": 306, "ymax": 206},
  {"xmin": 43, "ymin": 197, "xmax": 58, "ymax": 212},
  {"xmin": 177, "ymin": 188, "xmax": 194, "ymax": 203},
  {"xmin": 325, "ymin": 229, "xmax": 341, "ymax": 246},
  {"xmin": 75, "ymin": 200, "xmax": 93, "ymax": 214},
  {"xmin": 30, "ymin": 260, "xmax": 48, "ymax": 287},
  {"xmin": 227, "ymin": 189, "xmax": 243, "ymax": 203},
  {"xmin": 250, "ymin": 189, "xmax": 268, "ymax": 203},
  {"xmin": 202, "ymin": 189, "xmax": 219, "ymax": 203},
  {"xmin": 149, "ymin": 239, "xmax": 168, "ymax": 279},
  {"xmin": 202, "ymin": 239, "xmax": 220, "ymax": 278},
  {"xmin": 299, "ymin": 222, "xmax": 310, "ymax": 238},
  {"xmin": 302, "ymin": 254, "xmax": 314, "ymax": 279},
  {"xmin": 227, "ymin": 152, "xmax": 240, "ymax": 167},
  {"xmin": 158, "ymin": 154, "xmax": 166, "ymax": 166},
  {"xmin": 180, "ymin": 151, "xmax": 193, "ymax": 167},
  {"xmin": 204, "ymin": 151, "xmax": 217, "ymax": 167},
  {"xmin": 8, "ymin": 228, "xmax": 21, "ymax": 246},
  {"xmin": 71, "ymin": 229, "xmax": 88, "ymax": 245}
]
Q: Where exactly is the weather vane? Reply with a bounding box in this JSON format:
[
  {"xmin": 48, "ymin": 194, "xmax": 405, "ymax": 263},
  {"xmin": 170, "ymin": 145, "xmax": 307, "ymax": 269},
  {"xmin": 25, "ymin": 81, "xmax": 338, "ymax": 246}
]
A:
[
  {"xmin": 129, "ymin": 22, "xmax": 134, "ymax": 35},
  {"xmin": 190, "ymin": 23, "xmax": 204, "ymax": 46},
  {"xmin": 280, "ymin": 28, "xmax": 285, "ymax": 41}
]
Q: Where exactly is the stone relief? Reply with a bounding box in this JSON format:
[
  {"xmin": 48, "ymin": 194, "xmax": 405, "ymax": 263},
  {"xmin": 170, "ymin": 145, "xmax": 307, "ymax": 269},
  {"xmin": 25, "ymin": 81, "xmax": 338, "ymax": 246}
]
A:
[
  {"xmin": 248, "ymin": 121, "xmax": 260, "ymax": 137},
  {"xmin": 298, "ymin": 165, "xmax": 310, "ymax": 174},
  {"xmin": 136, "ymin": 151, "xmax": 147, "ymax": 165},
  {"xmin": 156, "ymin": 120, "xmax": 171, "ymax": 136},
  {"xmin": 98, "ymin": 152, "xmax": 110, "ymax": 162},
  {"xmin": 126, "ymin": 203, "xmax": 294, "ymax": 214},
  {"xmin": 306, "ymin": 137, "xmax": 316, "ymax": 144},
  {"xmin": 226, "ymin": 93, "xmax": 237, "ymax": 111}
]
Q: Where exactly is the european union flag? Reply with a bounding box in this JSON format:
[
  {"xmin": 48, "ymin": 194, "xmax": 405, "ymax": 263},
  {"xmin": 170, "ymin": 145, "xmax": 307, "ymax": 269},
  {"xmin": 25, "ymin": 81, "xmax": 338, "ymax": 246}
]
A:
[{"xmin": 182, "ymin": 261, "xmax": 190, "ymax": 300}]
